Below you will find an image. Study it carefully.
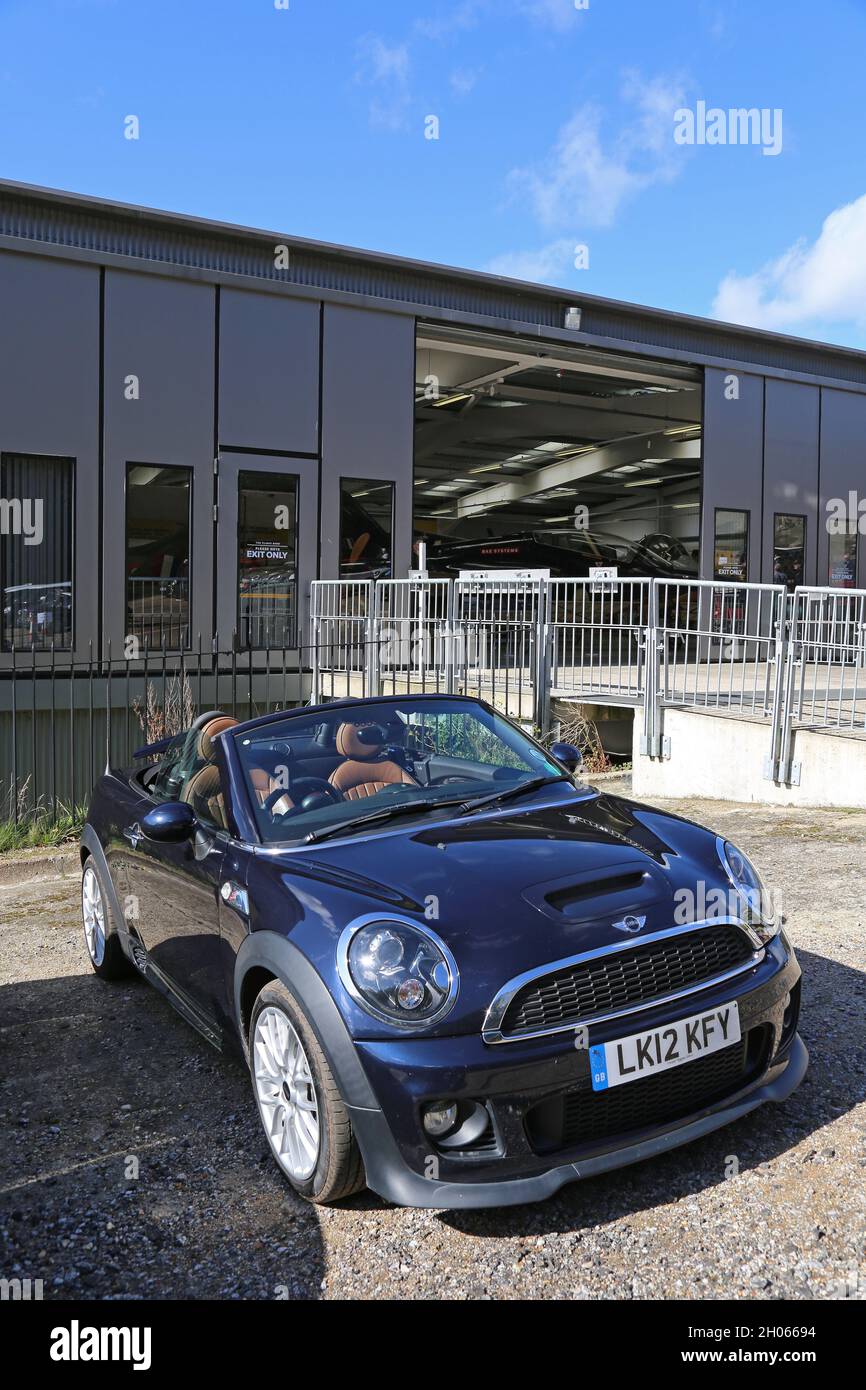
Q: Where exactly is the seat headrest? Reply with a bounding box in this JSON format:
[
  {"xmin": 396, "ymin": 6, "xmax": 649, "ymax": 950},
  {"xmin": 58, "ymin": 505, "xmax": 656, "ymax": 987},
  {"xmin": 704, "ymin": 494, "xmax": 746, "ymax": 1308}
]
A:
[
  {"xmin": 335, "ymin": 721, "xmax": 387, "ymax": 760},
  {"xmin": 196, "ymin": 715, "xmax": 239, "ymax": 761}
]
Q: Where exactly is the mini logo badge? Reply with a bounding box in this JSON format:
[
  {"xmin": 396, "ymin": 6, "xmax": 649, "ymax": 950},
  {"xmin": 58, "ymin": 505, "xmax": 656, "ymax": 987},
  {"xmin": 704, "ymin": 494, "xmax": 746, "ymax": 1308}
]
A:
[{"xmin": 613, "ymin": 914, "xmax": 646, "ymax": 934}]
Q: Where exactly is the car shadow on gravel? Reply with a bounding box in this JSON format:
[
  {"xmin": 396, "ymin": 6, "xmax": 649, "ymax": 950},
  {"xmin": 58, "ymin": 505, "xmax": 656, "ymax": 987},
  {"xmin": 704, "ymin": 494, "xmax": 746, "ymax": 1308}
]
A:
[
  {"xmin": 0, "ymin": 969, "xmax": 327, "ymax": 1300},
  {"xmin": 438, "ymin": 948, "xmax": 866, "ymax": 1239}
]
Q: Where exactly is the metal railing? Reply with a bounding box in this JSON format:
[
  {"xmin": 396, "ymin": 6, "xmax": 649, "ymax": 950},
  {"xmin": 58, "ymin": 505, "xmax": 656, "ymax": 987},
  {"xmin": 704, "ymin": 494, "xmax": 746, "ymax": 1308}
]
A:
[
  {"xmin": 788, "ymin": 587, "xmax": 866, "ymax": 726},
  {"xmin": 546, "ymin": 576, "xmax": 651, "ymax": 704},
  {"xmin": 3, "ymin": 577, "xmax": 864, "ymax": 822},
  {"xmin": 311, "ymin": 575, "xmax": 866, "ymax": 784},
  {"xmin": 127, "ymin": 577, "xmax": 190, "ymax": 650},
  {"xmin": 0, "ymin": 636, "xmax": 315, "ymax": 822}
]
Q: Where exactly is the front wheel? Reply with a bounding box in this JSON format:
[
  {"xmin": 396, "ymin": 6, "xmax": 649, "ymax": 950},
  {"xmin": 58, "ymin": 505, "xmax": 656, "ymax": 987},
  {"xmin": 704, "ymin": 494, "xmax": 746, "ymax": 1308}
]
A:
[
  {"xmin": 81, "ymin": 857, "xmax": 133, "ymax": 980},
  {"xmin": 249, "ymin": 979, "xmax": 365, "ymax": 1204}
]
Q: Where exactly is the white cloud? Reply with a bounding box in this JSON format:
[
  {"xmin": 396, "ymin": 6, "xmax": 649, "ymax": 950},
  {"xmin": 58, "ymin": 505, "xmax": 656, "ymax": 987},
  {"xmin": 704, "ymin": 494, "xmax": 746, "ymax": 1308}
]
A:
[
  {"xmin": 713, "ymin": 194, "xmax": 866, "ymax": 334},
  {"xmin": 355, "ymin": 35, "xmax": 411, "ymax": 130},
  {"xmin": 516, "ymin": 0, "xmax": 585, "ymax": 30},
  {"xmin": 450, "ymin": 67, "xmax": 480, "ymax": 97},
  {"xmin": 506, "ymin": 72, "xmax": 689, "ymax": 230},
  {"xmin": 484, "ymin": 238, "xmax": 575, "ymax": 283},
  {"xmin": 416, "ymin": 0, "xmax": 584, "ymax": 39},
  {"xmin": 413, "ymin": 1, "xmax": 488, "ymax": 41}
]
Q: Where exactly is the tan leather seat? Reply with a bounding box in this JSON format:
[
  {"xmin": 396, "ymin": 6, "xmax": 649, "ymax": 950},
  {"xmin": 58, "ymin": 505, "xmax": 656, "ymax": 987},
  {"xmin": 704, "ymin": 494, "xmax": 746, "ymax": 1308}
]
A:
[
  {"xmin": 180, "ymin": 715, "xmax": 294, "ymax": 825},
  {"xmin": 182, "ymin": 762, "xmax": 228, "ymax": 827},
  {"xmin": 328, "ymin": 721, "xmax": 418, "ymax": 801}
]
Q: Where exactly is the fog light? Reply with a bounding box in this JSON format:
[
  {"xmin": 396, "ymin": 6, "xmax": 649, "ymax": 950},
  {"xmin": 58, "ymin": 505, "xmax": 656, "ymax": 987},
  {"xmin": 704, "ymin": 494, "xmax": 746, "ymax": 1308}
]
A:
[{"xmin": 422, "ymin": 1101, "xmax": 458, "ymax": 1137}]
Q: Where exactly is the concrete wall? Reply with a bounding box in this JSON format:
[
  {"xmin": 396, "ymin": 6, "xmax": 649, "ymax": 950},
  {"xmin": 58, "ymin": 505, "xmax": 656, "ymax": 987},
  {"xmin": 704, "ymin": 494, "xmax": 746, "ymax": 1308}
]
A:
[{"xmin": 632, "ymin": 706, "xmax": 866, "ymax": 809}]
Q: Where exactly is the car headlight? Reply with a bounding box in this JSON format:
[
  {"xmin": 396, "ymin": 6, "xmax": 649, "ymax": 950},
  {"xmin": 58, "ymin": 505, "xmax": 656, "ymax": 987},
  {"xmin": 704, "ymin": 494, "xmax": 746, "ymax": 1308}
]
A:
[
  {"xmin": 715, "ymin": 837, "xmax": 778, "ymax": 943},
  {"xmin": 337, "ymin": 918, "xmax": 459, "ymax": 1029}
]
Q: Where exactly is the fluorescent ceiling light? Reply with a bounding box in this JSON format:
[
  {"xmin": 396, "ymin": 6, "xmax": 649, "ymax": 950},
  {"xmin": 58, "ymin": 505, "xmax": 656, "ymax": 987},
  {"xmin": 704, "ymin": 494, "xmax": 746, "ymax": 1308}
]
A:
[{"xmin": 431, "ymin": 392, "xmax": 473, "ymax": 408}]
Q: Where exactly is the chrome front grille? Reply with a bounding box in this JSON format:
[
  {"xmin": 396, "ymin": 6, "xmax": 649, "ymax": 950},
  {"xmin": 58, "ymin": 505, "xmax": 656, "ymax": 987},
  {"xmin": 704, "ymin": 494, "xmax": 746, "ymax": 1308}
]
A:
[{"xmin": 483, "ymin": 922, "xmax": 760, "ymax": 1043}]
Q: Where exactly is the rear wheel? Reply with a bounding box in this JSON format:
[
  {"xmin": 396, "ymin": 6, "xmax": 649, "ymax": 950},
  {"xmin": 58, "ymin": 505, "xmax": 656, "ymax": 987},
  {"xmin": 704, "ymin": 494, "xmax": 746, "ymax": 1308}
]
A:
[
  {"xmin": 250, "ymin": 979, "xmax": 365, "ymax": 1204},
  {"xmin": 81, "ymin": 857, "xmax": 133, "ymax": 981}
]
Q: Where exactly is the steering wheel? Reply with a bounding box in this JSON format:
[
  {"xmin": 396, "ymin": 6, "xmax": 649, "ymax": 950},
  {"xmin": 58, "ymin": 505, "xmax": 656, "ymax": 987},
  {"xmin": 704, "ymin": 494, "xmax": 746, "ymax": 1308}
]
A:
[
  {"xmin": 262, "ymin": 778, "xmax": 342, "ymax": 817},
  {"xmin": 427, "ymin": 774, "xmax": 472, "ymax": 786}
]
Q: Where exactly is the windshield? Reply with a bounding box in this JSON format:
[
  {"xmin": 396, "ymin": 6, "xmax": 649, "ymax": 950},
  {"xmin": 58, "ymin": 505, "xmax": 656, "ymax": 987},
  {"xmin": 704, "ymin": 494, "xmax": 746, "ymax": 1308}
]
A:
[{"xmin": 234, "ymin": 697, "xmax": 566, "ymax": 844}]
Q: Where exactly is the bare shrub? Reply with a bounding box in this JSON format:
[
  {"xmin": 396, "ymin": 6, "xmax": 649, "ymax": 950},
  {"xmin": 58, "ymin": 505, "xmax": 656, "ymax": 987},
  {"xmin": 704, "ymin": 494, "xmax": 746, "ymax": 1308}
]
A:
[
  {"xmin": 546, "ymin": 700, "xmax": 611, "ymax": 774},
  {"xmin": 133, "ymin": 675, "xmax": 196, "ymax": 744}
]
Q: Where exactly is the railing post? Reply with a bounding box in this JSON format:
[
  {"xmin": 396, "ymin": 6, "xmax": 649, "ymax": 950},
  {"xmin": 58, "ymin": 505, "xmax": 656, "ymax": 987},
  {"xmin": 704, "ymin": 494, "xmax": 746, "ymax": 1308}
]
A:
[
  {"xmin": 774, "ymin": 589, "xmax": 801, "ymax": 785},
  {"xmin": 309, "ymin": 579, "xmax": 322, "ymax": 705},
  {"xmin": 640, "ymin": 579, "xmax": 662, "ymax": 757},
  {"xmin": 364, "ymin": 580, "xmax": 380, "ymax": 698},
  {"xmin": 533, "ymin": 580, "xmax": 552, "ymax": 735},
  {"xmin": 444, "ymin": 579, "xmax": 456, "ymax": 695},
  {"xmin": 763, "ymin": 590, "xmax": 789, "ymax": 782}
]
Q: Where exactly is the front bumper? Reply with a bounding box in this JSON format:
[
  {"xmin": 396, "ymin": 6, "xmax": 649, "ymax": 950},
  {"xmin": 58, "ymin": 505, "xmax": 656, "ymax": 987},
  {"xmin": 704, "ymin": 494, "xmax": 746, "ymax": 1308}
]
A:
[{"xmin": 346, "ymin": 934, "xmax": 806, "ymax": 1209}]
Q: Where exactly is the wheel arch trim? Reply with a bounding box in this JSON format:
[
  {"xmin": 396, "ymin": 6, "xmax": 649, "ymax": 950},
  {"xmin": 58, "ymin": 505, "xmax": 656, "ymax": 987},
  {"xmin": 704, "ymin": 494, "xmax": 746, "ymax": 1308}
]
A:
[{"xmin": 233, "ymin": 931, "xmax": 379, "ymax": 1111}]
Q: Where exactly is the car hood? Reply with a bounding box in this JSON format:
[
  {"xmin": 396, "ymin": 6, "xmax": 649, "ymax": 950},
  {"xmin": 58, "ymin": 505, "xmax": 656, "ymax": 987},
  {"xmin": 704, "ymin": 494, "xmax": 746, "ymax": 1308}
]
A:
[{"xmin": 268, "ymin": 789, "xmax": 730, "ymax": 1037}]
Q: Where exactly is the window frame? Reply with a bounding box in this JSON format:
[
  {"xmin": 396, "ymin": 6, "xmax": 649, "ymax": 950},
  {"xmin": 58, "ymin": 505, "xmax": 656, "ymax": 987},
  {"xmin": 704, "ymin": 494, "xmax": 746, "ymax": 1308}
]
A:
[
  {"xmin": 124, "ymin": 461, "xmax": 194, "ymax": 654},
  {"xmin": 236, "ymin": 467, "xmax": 301, "ymax": 651},
  {"xmin": 0, "ymin": 450, "xmax": 76, "ymax": 656},
  {"xmin": 339, "ymin": 475, "xmax": 396, "ymax": 581},
  {"xmin": 713, "ymin": 506, "xmax": 750, "ymax": 583}
]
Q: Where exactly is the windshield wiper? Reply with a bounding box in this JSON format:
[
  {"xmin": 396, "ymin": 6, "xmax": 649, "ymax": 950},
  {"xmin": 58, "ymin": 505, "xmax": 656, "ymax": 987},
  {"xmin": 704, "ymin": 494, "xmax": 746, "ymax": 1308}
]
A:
[
  {"xmin": 456, "ymin": 774, "xmax": 570, "ymax": 816},
  {"xmin": 303, "ymin": 796, "xmax": 467, "ymax": 844}
]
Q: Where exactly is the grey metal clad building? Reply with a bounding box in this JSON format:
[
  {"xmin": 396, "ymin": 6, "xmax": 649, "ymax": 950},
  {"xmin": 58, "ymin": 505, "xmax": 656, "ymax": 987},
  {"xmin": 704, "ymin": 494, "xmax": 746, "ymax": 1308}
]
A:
[{"xmin": 1, "ymin": 176, "xmax": 866, "ymax": 666}]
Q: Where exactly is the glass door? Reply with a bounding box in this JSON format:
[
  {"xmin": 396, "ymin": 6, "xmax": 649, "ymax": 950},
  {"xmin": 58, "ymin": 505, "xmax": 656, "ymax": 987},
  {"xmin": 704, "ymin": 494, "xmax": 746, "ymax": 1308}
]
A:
[{"xmin": 216, "ymin": 453, "xmax": 318, "ymax": 653}]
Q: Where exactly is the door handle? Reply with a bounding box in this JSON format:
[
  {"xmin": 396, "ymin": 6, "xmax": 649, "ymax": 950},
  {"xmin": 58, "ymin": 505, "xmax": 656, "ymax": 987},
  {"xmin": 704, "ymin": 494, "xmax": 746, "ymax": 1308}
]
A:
[{"xmin": 123, "ymin": 823, "xmax": 142, "ymax": 849}]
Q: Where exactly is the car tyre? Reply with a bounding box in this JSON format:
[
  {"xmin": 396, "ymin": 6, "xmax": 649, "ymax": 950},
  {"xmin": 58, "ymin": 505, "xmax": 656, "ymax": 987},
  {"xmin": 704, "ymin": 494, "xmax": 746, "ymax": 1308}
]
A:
[
  {"xmin": 81, "ymin": 856, "xmax": 134, "ymax": 981},
  {"xmin": 250, "ymin": 979, "xmax": 366, "ymax": 1204}
]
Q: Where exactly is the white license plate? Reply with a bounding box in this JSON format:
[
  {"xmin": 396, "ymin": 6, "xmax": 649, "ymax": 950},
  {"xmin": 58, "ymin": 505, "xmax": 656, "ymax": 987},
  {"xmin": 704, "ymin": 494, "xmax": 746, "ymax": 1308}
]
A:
[{"xmin": 588, "ymin": 1002, "xmax": 741, "ymax": 1092}]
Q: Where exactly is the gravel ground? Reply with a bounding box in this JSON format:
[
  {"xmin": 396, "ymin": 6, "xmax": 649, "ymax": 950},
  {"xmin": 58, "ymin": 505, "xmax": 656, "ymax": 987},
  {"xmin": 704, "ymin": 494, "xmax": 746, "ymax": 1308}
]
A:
[{"xmin": 1, "ymin": 791, "xmax": 865, "ymax": 1301}]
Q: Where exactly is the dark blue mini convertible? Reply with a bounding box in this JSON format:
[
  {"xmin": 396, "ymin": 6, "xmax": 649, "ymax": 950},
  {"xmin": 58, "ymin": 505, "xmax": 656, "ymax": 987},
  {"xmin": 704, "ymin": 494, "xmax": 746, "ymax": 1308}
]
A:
[{"xmin": 80, "ymin": 694, "xmax": 807, "ymax": 1209}]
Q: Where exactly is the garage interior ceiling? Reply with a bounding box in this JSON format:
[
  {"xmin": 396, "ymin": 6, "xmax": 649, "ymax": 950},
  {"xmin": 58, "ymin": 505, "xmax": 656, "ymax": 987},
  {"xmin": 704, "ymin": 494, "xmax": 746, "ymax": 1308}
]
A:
[{"xmin": 414, "ymin": 325, "xmax": 702, "ymax": 539}]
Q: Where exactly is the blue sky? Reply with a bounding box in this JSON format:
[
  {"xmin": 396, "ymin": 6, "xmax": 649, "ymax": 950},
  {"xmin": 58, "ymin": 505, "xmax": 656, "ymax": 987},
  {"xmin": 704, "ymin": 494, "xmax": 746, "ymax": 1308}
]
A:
[{"xmin": 2, "ymin": 0, "xmax": 866, "ymax": 345}]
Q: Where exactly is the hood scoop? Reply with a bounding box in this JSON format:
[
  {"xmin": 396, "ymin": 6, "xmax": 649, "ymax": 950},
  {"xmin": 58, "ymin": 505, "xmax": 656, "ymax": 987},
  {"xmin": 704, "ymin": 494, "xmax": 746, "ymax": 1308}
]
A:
[{"xmin": 524, "ymin": 859, "xmax": 671, "ymax": 927}]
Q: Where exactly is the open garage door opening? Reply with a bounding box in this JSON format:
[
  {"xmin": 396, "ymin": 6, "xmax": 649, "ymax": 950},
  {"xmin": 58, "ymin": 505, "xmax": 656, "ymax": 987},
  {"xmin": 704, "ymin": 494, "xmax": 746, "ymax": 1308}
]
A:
[{"xmin": 414, "ymin": 324, "xmax": 703, "ymax": 580}]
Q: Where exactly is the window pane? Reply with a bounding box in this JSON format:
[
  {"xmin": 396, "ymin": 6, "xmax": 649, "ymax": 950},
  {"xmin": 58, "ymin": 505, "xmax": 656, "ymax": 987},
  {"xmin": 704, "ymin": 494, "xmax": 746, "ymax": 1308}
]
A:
[
  {"xmin": 238, "ymin": 471, "xmax": 298, "ymax": 648},
  {"xmin": 340, "ymin": 478, "xmax": 393, "ymax": 579},
  {"xmin": 773, "ymin": 514, "xmax": 806, "ymax": 591},
  {"xmin": 126, "ymin": 465, "xmax": 191, "ymax": 650},
  {"xmin": 829, "ymin": 526, "xmax": 857, "ymax": 589},
  {"xmin": 713, "ymin": 509, "xmax": 749, "ymax": 581},
  {"xmin": 1, "ymin": 453, "xmax": 74, "ymax": 652}
]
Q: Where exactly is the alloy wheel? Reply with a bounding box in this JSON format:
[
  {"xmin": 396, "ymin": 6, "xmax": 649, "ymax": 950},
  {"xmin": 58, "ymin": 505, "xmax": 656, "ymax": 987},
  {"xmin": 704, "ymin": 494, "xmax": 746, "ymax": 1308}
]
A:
[
  {"xmin": 253, "ymin": 1006, "xmax": 321, "ymax": 1181},
  {"xmin": 81, "ymin": 865, "xmax": 106, "ymax": 967}
]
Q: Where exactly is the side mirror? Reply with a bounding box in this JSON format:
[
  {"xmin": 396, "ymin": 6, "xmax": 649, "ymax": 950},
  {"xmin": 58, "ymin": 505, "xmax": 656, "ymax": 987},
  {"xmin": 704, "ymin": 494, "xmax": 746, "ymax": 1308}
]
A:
[
  {"xmin": 140, "ymin": 800, "xmax": 197, "ymax": 842},
  {"xmin": 551, "ymin": 741, "xmax": 583, "ymax": 774}
]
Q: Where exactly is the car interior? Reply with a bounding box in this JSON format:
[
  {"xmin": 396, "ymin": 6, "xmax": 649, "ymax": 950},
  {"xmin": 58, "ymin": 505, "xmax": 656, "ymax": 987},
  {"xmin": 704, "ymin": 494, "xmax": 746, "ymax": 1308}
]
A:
[{"xmin": 137, "ymin": 701, "xmax": 552, "ymax": 841}]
